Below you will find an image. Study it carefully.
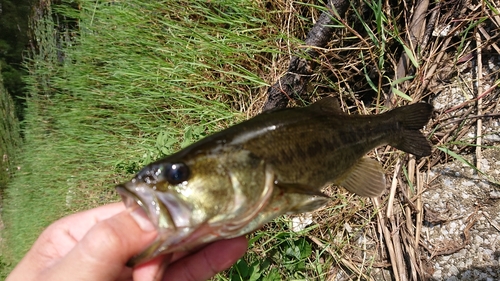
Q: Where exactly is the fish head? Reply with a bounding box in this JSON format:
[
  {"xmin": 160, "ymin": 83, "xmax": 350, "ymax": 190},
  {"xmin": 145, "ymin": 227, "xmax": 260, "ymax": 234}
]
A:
[{"xmin": 116, "ymin": 148, "xmax": 273, "ymax": 265}]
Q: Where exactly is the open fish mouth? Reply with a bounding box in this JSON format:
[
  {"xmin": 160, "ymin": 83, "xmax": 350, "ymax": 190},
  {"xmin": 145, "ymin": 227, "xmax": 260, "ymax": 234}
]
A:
[
  {"xmin": 116, "ymin": 182, "xmax": 199, "ymax": 265},
  {"xmin": 116, "ymin": 181, "xmax": 195, "ymax": 232},
  {"xmin": 116, "ymin": 182, "xmax": 175, "ymax": 231}
]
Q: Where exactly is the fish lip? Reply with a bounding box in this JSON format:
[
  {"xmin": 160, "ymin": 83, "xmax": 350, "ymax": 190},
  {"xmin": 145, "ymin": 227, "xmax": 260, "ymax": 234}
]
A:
[
  {"xmin": 115, "ymin": 182, "xmax": 176, "ymax": 231},
  {"xmin": 115, "ymin": 184, "xmax": 142, "ymax": 209}
]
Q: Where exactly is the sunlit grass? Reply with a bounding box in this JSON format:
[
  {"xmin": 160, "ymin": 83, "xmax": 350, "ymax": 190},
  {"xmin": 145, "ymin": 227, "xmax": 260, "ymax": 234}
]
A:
[
  {"xmin": 0, "ymin": 64, "xmax": 23, "ymax": 279},
  {"xmin": 1, "ymin": 1, "xmax": 407, "ymax": 279},
  {"xmin": 0, "ymin": 66, "xmax": 21, "ymax": 192},
  {"xmin": 2, "ymin": 0, "xmax": 295, "ymax": 277}
]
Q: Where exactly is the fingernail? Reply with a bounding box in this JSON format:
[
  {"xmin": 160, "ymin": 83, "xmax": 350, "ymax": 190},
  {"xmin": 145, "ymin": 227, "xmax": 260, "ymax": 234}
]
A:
[{"xmin": 129, "ymin": 207, "xmax": 156, "ymax": 232}]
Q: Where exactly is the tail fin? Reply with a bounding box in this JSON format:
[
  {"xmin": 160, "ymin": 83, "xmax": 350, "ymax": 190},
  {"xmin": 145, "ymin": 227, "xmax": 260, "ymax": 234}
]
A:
[{"xmin": 388, "ymin": 103, "xmax": 434, "ymax": 157}]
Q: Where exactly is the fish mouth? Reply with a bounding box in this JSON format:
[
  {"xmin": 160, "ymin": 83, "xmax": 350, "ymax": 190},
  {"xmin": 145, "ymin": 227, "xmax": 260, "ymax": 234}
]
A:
[
  {"xmin": 115, "ymin": 184, "xmax": 159, "ymax": 231},
  {"xmin": 116, "ymin": 181, "xmax": 185, "ymax": 231},
  {"xmin": 116, "ymin": 180, "xmax": 196, "ymax": 232},
  {"xmin": 116, "ymin": 181, "xmax": 197, "ymax": 266}
]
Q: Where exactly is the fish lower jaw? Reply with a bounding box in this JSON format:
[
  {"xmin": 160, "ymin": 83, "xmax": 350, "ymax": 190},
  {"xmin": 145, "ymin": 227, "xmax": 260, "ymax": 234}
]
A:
[
  {"xmin": 128, "ymin": 225, "xmax": 215, "ymax": 266},
  {"xmin": 116, "ymin": 184, "xmax": 175, "ymax": 231}
]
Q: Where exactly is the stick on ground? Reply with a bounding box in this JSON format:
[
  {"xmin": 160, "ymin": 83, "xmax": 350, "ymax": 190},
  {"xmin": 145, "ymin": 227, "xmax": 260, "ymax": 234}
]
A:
[{"xmin": 262, "ymin": 0, "xmax": 349, "ymax": 111}]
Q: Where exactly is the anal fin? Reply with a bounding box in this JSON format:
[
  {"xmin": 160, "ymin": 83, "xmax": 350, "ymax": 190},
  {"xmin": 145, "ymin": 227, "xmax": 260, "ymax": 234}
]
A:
[{"xmin": 338, "ymin": 157, "xmax": 386, "ymax": 197}]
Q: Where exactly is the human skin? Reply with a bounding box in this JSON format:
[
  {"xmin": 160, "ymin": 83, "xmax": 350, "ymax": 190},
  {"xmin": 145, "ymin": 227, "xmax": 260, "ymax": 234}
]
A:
[{"xmin": 6, "ymin": 202, "xmax": 248, "ymax": 281}]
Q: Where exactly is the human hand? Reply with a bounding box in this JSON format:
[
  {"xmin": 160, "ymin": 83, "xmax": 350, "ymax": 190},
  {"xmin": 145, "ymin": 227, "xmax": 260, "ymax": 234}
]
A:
[{"xmin": 6, "ymin": 202, "xmax": 247, "ymax": 281}]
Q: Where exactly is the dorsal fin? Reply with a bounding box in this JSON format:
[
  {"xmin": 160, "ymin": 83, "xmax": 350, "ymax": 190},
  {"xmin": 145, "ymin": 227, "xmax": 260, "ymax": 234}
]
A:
[{"xmin": 308, "ymin": 97, "xmax": 343, "ymax": 114}]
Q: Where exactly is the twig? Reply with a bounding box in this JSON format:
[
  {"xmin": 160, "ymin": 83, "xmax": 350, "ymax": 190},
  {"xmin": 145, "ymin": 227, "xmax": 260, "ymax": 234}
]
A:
[
  {"xmin": 415, "ymin": 171, "xmax": 424, "ymax": 250},
  {"xmin": 488, "ymin": 1, "xmax": 500, "ymax": 28},
  {"xmin": 391, "ymin": 212, "xmax": 408, "ymax": 281},
  {"xmin": 405, "ymin": 157, "xmax": 418, "ymax": 281},
  {"xmin": 394, "ymin": 0, "xmax": 429, "ymax": 100},
  {"xmin": 421, "ymin": 36, "xmax": 452, "ymax": 90},
  {"xmin": 415, "ymin": 171, "xmax": 425, "ymax": 280},
  {"xmin": 386, "ymin": 158, "xmax": 401, "ymax": 218},
  {"xmin": 443, "ymin": 79, "xmax": 500, "ymax": 114},
  {"xmin": 405, "ymin": 157, "xmax": 416, "ymax": 235},
  {"xmin": 348, "ymin": 257, "xmax": 391, "ymax": 268},
  {"xmin": 386, "ymin": 168, "xmax": 409, "ymax": 281},
  {"xmin": 475, "ymin": 27, "xmax": 483, "ymax": 171},
  {"xmin": 421, "ymin": 5, "xmax": 440, "ymax": 50},
  {"xmin": 478, "ymin": 26, "xmax": 500, "ymax": 55},
  {"xmin": 374, "ymin": 197, "xmax": 400, "ymax": 281},
  {"xmin": 436, "ymin": 113, "xmax": 500, "ymax": 125},
  {"xmin": 483, "ymin": 212, "xmax": 500, "ymax": 233},
  {"xmin": 429, "ymin": 207, "xmax": 479, "ymax": 259}
]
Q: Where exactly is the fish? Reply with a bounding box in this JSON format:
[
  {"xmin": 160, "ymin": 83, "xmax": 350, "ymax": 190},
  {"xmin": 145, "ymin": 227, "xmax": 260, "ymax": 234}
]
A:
[{"xmin": 116, "ymin": 97, "xmax": 433, "ymax": 266}]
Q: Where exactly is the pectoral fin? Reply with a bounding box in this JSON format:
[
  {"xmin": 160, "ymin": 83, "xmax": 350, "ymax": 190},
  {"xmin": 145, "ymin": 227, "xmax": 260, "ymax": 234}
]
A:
[
  {"xmin": 285, "ymin": 195, "xmax": 331, "ymax": 214},
  {"xmin": 338, "ymin": 157, "xmax": 386, "ymax": 197},
  {"xmin": 274, "ymin": 181, "xmax": 329, "ymax": 197},
  {"xmin": 274, "ymin": 182, "xmax": 330, "ymax": 214}
]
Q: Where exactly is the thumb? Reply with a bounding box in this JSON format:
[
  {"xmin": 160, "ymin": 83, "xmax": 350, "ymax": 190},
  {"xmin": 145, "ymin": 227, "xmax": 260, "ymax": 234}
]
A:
[{"xmin": 46, "ymin": 208, "xmax": 157, "ymax": 281}]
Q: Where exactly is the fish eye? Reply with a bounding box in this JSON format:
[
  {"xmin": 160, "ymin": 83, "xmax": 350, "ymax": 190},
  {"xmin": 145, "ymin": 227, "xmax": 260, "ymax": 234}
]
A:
[{"xmin": 164, "ymin": 163, "xmax": 190, "ymax": 184}]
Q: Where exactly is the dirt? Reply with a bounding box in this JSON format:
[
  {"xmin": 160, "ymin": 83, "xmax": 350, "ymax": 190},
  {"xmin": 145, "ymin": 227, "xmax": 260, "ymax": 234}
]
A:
[
  {"xmin": 421, "ymin": 50, "xmax": 500, "ymax": 280},
  {"xmin": 423, "ymin": 148, "xmax": 500, "ymax": 280}
]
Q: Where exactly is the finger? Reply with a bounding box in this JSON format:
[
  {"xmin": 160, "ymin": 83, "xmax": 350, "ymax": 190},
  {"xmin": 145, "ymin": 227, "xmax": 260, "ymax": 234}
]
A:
[
  {"xmin": 162, "ymin": 236, "xmax": 248, "ymax": 281},
  {"xmin": 42, "ymin": 209, "xmax": 157, "ymax": 281},
  {"xmin": 132, "ymin": 253, "xmax": 172, "ymax": 281},
  {"xmin": 8, "ymin": 203, "xmax": 130, "ymax": 280},
  {"xmin": 55, "ymin": 202, "xmax": 127, "ymax": 241},
  {"xmin": 29, "ymin": 203, "xmax": 128, "ymax": 261}
]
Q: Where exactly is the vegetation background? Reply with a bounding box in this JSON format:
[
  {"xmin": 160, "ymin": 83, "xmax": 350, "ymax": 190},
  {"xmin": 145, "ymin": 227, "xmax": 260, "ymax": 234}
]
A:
[
  {"xmin": 1, "ymin": 1, "xmax": 315, "ymax": 279},
  {"xmin": 1, "ymin": 0, "xmax": 499, "ymax": 280}
]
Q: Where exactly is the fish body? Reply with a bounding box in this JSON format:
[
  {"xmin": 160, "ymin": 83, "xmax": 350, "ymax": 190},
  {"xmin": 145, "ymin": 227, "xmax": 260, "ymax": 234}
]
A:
[{"xmin": 116, "ymin": 97, "xmax": 433, "ymax": 265}]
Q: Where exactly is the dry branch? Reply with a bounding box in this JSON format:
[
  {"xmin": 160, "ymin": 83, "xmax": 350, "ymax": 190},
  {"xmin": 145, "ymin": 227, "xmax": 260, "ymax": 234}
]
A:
[
  {"xmin": 262, "ymin": 0, "xmax": 349, "ymax": 111},
  {"xmin": 395, "ymin": 0, "xmax": 429, "ymax": 90}
]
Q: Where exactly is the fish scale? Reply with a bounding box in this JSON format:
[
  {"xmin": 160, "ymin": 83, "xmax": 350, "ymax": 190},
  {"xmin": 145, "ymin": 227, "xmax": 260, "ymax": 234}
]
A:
[
  {"xmin": 116, "ymin": 97, "xmax": 433, "ymax": 266},
  {"xmin": 238, "ymin": 115, "xmax": 393, "ymax": 186}
]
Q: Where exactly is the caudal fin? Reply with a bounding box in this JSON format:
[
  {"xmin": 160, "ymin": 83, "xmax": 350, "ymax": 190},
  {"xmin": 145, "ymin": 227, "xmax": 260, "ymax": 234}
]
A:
[{"xmin": 388, "ymin": 103, "xmax": 433, "ymax": 157}]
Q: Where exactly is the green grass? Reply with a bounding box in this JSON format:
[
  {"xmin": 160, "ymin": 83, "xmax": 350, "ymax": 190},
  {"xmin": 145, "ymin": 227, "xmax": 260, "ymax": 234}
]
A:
[
  {"xmin": 0, "ymin": 67, "xmax": 21, "ymax": 192},
  {"xmin": 0, "ymin": 63, "xmax": 23, "ymax": 278},
  {"xmin": 2, "ymin": 0, "xmax": 310, "ymax": 278},
  {"xmin": 1, "ymin": 0, "xmax": 393, "ymax": 279},
  {"xmin": 0, "ymin": 0, "xmax": 426, "ymax": 279}
]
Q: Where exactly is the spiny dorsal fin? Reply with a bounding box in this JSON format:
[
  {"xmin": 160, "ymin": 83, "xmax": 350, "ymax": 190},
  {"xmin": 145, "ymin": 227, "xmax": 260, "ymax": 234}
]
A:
[
  {"xmin": 308, "ymin": 97, "xmax": 344, "ymax": 114},
  {"xmin": 337, "ymin": 157, "xmax": 386, "ymax": 197}
]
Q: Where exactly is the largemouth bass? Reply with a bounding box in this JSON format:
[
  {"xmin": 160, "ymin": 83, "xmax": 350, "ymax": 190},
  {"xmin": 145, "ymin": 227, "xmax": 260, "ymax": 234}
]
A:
[{"xmin": 116, "ymin": 97, "xmax": 433, "ymax": 266}]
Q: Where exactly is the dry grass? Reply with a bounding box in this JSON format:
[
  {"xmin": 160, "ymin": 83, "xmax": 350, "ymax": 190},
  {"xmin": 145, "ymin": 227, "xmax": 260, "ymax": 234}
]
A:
[{"xmin": 244, "ymin": 0, "xmax": 500, "ymax": 280}]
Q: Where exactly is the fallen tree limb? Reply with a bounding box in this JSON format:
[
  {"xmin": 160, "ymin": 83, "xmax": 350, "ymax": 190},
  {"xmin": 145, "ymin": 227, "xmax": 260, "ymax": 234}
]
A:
[{"xmin": 262, "ymin": 0, "xmax": 349, "ymax": 111}]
